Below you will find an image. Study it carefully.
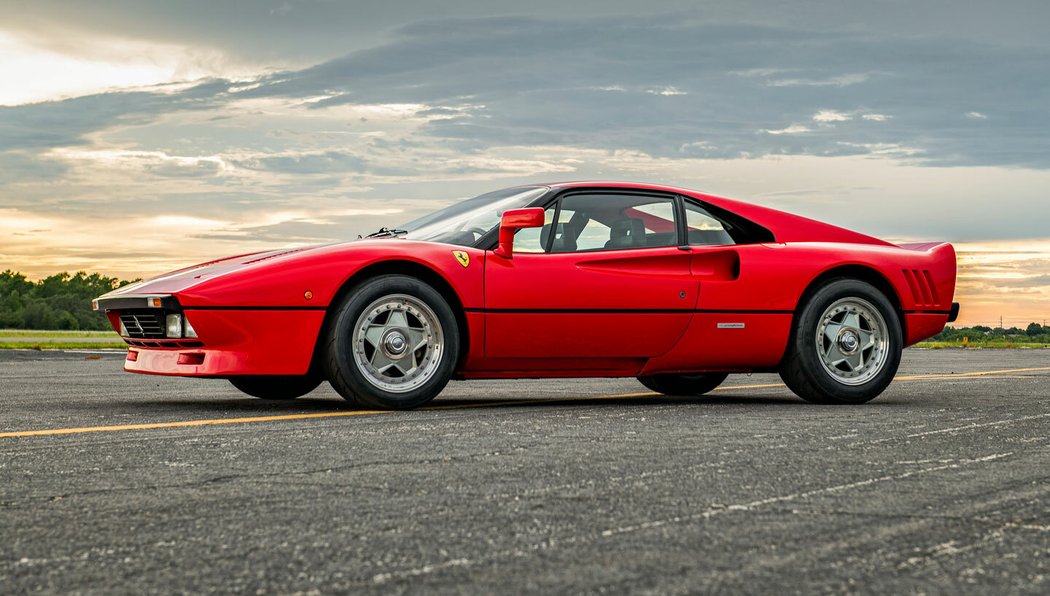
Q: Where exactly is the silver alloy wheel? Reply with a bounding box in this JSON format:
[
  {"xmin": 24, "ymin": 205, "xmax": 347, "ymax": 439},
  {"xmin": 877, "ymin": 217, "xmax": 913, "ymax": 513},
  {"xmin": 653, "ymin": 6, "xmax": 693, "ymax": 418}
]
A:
[
  {"xmin": 353, "ymin": 293, "xmax": 444, "ymax": 394},
  {"xmin": 815, "ymin": 297, "xmax": 890, "ymax": 386}
]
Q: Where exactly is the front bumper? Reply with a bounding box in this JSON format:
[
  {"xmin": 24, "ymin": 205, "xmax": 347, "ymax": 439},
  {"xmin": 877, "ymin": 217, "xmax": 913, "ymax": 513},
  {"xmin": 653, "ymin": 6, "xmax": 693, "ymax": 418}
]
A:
[{"xmin": 120, "ymin": 309, "xmax": 325, "ymax": 377}]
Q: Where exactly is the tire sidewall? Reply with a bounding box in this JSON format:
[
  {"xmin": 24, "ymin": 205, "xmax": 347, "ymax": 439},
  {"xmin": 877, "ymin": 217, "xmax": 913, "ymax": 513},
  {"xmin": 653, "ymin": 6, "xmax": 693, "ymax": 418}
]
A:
[
  {"xmin": 793, "ymin": 279, "xmax": 902, "ymax": 403},
  {"xmin": 327, "ymin": 274, "xmax": 459, "ymax": 409}
]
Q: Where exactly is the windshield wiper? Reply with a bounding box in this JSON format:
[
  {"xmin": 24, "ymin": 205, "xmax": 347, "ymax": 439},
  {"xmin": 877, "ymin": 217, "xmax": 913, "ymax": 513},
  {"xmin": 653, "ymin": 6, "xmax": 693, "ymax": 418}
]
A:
[{"xmin": 363, "ymin": 227, "xmax": 408, "ymax": 239}]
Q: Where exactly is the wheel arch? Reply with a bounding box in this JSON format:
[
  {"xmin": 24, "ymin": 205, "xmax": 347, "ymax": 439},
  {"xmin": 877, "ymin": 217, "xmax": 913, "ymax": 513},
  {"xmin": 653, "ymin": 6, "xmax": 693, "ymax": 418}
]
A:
[
  {"xmin": 309, "ymin": 260, "xmax": 470, "ymax": 373},
  {"xmin": 790, "ymin": 264, "xmax": 906, "ymax": 345}
]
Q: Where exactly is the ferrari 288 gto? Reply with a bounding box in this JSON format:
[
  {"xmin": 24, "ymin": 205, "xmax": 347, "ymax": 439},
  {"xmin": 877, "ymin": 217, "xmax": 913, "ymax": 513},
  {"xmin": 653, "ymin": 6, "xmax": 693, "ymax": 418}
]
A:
[{"xmin": 94, "ymin": 182, "xmax": 959, "ymax": 408}]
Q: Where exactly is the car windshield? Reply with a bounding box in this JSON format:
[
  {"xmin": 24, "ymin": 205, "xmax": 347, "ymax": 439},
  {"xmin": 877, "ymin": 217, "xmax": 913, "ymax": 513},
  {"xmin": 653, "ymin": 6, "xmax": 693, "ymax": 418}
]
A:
[{"xmin": 398, "ymin": 186, "xmax": 549, "ymax": 247}]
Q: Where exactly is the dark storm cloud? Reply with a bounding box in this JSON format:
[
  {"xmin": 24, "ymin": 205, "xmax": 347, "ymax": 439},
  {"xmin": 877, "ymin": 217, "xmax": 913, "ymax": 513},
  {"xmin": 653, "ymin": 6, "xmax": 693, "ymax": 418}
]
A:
[
  {"xmin": 7, "ymin": 0, "xmax": 1048, "ymax": 64},
  {"xmin": 0, "ymin": 81, "xmax": 228, "ymax": 151},
  {"xmin": 268, "ymin": 17, "xmax": 1049, "ymax": 167},
  {"xmin": 2, "ymin": 16, "xmax": 1048, "ymax": 169}
]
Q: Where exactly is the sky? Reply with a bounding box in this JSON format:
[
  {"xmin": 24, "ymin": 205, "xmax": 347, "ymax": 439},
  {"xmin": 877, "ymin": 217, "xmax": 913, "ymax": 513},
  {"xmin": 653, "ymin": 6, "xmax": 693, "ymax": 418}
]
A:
[{"xmin": 0, "ymin": 0, "xmax": 1047, "ymax": 327}]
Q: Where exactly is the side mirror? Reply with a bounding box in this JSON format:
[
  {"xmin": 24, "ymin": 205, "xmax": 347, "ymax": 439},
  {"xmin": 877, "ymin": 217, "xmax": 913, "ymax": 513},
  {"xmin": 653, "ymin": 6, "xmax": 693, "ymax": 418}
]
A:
[{"xmin": 493, "ymin": 207, "xmax": 545, "ymax": 259}]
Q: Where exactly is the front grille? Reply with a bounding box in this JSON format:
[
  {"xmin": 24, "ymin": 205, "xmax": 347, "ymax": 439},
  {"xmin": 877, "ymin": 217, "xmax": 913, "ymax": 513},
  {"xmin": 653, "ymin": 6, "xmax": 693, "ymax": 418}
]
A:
[{"xmin": 120, "ymin": 311, "xmax": 166, "ymax": 339}]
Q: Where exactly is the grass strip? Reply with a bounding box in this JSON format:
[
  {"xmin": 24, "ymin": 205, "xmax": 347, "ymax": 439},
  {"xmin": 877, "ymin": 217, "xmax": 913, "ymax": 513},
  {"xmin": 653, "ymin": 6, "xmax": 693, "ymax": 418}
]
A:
[
  {"xmin": 0, "ymin": 341, "xmax": 127, "ymax": 350},
  {"xmin": 0, "ymin": 330, "xmax": 120, "ymax": 338},
  {"xmin": 914, "ymin": 341, "xmax": 1050, "ymax": 349}
]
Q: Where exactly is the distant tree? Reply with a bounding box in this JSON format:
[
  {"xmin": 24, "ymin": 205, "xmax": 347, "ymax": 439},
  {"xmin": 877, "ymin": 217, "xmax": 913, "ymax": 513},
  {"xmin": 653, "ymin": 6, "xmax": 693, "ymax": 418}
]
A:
[
  {"xmin": 0, "ymin": 270, "xmax": 134, "ymax": 330},
  {"xmin": 1028, "ymin": 322, "xmax": 1045, "ymax": 337}
]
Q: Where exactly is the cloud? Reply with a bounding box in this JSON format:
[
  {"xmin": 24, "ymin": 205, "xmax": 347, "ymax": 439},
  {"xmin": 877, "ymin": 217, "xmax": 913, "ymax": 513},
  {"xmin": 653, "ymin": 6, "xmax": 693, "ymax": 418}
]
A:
[
  {"xmin": 813, "ymin": 110, "xmax": 852, "ymax": 123},
  {"xmin": 764, "ymin": 125, "xmax": 812, "ymax": 135},
  {"xmin": 766, "ymin": 73, "xmax": 870, "ymax": 87}
]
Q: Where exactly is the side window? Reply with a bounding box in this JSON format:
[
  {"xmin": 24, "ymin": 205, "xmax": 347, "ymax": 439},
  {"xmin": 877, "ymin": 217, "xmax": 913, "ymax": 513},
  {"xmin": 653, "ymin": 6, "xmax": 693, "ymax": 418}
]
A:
[
  {"xmin": 550, "ymin": 194, "xmax": 678, "ymax": 253},
  {"xmin": 685, "ymin": 201, "xmax": 735, "ymax": 246}
]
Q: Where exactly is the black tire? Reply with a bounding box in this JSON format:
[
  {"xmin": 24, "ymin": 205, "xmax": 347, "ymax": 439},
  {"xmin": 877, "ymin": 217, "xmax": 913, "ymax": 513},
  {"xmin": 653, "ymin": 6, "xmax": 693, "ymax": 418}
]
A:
[
  {"xmin": 229, "ymin": 375, "xmax": 322, "ymax": 400},
  {"xmin": 637, "ymin": 373, "xmax": 729, "ymax": 396},
  {"xmin": 323, "ymin": 274, "xmax": 459, "ymax": 410},
  {"xmin": 780, "ymin": 278, "xmax": 902, "ymax": 404}
]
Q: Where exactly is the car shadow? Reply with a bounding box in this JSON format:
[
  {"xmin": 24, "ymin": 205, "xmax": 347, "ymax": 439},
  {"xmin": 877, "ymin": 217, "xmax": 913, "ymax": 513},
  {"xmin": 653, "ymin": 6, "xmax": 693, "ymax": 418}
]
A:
[{"xmin": 99, "ymin": 392, "xmax": 840, "ymax": 416}]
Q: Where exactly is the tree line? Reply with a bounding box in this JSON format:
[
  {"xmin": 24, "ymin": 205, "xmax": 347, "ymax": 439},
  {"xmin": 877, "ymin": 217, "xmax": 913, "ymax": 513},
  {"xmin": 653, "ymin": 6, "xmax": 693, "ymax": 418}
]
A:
[
  {"xmin": 0, "ymin": 271, "xmax": 135, "ymax": 330},
  {"xmin": 932, "ymin": 322, "xmax": 1050, "ymax": 344}
]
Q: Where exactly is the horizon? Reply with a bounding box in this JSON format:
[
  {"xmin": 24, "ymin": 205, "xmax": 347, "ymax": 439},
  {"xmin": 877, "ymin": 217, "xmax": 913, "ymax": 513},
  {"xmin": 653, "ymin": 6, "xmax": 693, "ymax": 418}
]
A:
[{"xmin": 1, "ymin": 1, "xmax": 1047, "ymax": 328}]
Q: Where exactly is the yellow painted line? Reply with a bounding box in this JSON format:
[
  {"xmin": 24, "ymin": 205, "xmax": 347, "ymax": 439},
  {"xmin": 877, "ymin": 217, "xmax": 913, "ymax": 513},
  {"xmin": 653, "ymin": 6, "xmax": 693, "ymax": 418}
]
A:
[
  {"xmin": 0, "ymin": 410, "xmax": 390, "ymax": 438},
  {"xmin": 897, "ymin": 366, "xmax": 1050, "ymax": 380},
  {"xmin": 1, "ymin": 368, "xmax": 1048, "ymax": 439}
]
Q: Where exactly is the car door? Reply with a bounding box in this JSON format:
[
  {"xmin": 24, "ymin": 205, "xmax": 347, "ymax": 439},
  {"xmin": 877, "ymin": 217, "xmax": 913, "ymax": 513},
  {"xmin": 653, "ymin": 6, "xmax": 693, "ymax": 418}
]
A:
[{"xmin": 483, "ymin": 191, "xmax": 698, "ymax": 361}]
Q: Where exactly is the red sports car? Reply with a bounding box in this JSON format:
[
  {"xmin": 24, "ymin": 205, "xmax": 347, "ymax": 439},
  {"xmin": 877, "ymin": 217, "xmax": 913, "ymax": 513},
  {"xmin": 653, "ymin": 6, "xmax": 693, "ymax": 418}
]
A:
[{"xmin": 94, "ymin": 182, "xmax": 959, "ymax": 408}]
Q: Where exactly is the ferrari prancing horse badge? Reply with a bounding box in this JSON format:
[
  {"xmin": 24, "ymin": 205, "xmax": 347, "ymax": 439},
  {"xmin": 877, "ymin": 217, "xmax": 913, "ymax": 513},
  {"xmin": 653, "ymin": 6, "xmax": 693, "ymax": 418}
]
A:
[{"xmin": 452, "ymin": 250, "xmax": 470, "ymax": 268}]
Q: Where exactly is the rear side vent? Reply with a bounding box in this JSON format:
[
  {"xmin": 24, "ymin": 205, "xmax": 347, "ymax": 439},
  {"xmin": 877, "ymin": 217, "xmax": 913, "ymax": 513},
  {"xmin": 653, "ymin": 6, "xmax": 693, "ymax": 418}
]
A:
[{"xmin": 903, "ymin": 269, "xmax": 940, "ymax": 307}]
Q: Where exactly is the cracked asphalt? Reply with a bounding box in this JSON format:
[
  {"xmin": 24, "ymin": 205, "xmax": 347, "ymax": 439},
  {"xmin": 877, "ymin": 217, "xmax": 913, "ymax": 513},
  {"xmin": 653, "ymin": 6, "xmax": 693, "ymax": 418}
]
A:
[{"xmin": 1, "ymin": 349, "xmax": 1049, "ymax": 594}]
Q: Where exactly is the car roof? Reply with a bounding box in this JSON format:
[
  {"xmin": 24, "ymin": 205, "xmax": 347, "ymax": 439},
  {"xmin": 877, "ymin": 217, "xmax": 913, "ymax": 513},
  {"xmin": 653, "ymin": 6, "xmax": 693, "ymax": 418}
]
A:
[
  {"xmin": 531, "ymin": 181, "xmax": 891, "ymax": 246},
  {"xmin": 535, "ymin": 180, "xmax": 732, "ymax": 207}
]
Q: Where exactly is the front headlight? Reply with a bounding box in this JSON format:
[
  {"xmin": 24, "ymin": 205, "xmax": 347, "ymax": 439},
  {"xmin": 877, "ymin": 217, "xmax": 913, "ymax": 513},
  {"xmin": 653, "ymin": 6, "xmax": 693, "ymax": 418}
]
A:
[{"xmin": 165, "ymin": 314, "xmax": 183, "ymax": 338}]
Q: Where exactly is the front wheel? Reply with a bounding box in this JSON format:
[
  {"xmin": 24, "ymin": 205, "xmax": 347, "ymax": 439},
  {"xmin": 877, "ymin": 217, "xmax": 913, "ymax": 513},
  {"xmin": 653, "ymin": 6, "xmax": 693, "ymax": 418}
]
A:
[
  {"xmin": 780, "ymin": 279, "xmax": 902, "ymax": 404},
  {"xmin": 323, "ymin": 275, "xmax": 459, "ymax": 410},
  {"xmin": 229, "ymin": 375, "xmax": 322, "ymax": 400},
  {"xmin": 637, "ymin": 373, "xmax": 729, "ymax": 396}
]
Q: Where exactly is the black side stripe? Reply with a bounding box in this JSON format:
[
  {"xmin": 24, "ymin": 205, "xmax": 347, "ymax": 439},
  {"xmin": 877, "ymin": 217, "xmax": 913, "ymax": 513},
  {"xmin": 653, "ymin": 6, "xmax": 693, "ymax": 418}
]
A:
[
  {"xmin": 182, "ymin": 306, "xmax": 327, "ymax": 311},
  {"xmin": 463, "ymin": 308, "xmax": 793, "ymax": 315}
]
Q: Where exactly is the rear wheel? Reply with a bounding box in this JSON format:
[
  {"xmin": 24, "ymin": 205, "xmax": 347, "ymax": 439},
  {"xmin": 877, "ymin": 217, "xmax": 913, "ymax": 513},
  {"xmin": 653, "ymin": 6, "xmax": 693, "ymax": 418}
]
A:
[
  {"xmin": 637, "ymin": 373, "xmax": 729, "ymax": 396},
  {"xmin": 229, "ymin": 375, "xmax": 322, "ymax": 400},
  {"xmin": 324, "ymin": 275, "xmax": 459, "ymax": 410},
  {"xmin": 780, "ymin": 279, "xmax": 901, "ymax": 404}
]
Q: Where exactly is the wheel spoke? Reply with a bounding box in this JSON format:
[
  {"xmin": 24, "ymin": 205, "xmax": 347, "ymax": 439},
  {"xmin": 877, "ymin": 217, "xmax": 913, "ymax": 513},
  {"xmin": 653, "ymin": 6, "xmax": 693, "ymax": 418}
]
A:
[
  {"xmin": 859, "ymin": 328, "xmax": 876, "ymax": 351},
  {"xmin": 825, "ymin": 344, "xmax": 848, "ymax": 368},
  {"xmin": 404, "ymin": 327, "xmax": 427, "ymax": 352},
  {"xmin": 843, "ymin": 311, "xmax": 862, "ymax": 332},
  {"xmin": 847, "ymin": 351, "xmax": 864, "ymax": 372},
  {"xmin": 390, "ymin": 360, "xmax": 411, "ymax": 377},
  {"xmin": 387, "ymin": 310, "xmax": 409, "ymax": 329},
  {"xmin": 364, "ymin": 324, "xmax": 386, "ymax": 347},
  {"xmin": 370, "ymin": 350, "xmax": 395, "ymax": 373},
  {"xmin": 823, "ymin": 321, "xmax": 843, "ymax": 343}
]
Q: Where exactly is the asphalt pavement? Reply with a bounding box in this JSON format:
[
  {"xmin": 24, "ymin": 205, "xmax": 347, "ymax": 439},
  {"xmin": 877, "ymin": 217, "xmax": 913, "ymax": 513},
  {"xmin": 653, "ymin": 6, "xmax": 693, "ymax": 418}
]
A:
[{"xmin": 1, "ymin": 348, "xmax": 1049, "ymax": 594}]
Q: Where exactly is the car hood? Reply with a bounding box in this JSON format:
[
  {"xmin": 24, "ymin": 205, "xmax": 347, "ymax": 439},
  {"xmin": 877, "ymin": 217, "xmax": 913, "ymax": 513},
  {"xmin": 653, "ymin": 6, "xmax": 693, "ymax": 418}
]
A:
[{"xmin": 100, "ymin": 245, "xmax": 332, "ymax": 298}]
